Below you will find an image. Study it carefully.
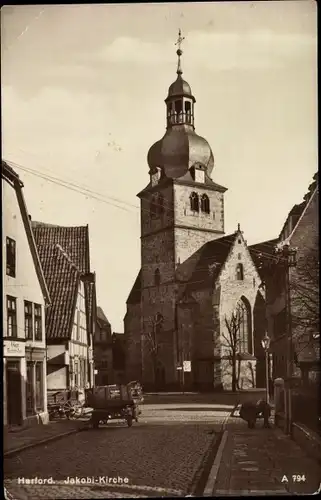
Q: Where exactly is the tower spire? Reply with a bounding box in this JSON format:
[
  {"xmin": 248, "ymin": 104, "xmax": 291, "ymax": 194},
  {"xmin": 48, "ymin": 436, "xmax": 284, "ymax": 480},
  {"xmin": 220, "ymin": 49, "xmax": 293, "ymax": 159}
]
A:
[{"xmin": 175, "ymin": 28, "xmax": 185, "ymax": 75}]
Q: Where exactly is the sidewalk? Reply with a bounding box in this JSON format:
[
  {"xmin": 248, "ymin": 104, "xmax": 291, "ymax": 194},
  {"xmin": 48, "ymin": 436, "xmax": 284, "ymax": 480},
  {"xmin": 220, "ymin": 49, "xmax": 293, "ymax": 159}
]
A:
[
  {"xmin": 211, "ymin": 415, "xmax": 321, "ymax": 496},
  {"xmin": 4, "ymin": 418, "xmax": 88, "ymax": 457}
]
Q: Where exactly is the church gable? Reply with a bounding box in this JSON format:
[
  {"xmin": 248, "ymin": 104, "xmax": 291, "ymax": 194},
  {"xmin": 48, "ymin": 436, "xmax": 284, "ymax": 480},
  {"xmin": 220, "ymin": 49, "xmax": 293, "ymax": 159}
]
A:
[{"xmin": 218, "ymin": 229, "xmax": 263, "ymax": 300}]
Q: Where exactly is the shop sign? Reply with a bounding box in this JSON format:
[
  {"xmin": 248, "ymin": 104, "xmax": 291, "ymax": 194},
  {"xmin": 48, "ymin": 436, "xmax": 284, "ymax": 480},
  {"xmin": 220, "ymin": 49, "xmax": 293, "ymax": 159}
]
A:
[
  {"xmin": 4, "ymin": 340, "xmax": 25, "ymax": 357},
  {"xmin": 183, "ymin": 361, "xmax": 191, "ymax": 372}
]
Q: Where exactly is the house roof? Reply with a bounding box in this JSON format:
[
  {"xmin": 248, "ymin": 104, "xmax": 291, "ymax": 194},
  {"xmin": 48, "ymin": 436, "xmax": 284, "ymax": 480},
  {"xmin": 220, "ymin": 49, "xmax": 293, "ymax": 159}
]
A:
[
  {"xmin": 249, "ymin": 238, "xmax": 279, "ymax": 274},
  {"xmin": 97, "ymin": 306, "xmax": 111, "ymax": 328},
  {"xmin": 126, "ymin": 269, "xmax": 142, "ymax": 304},
  {"xmin": 32, "ymin": 222, "xmax": 90, "ymax": 274},
  {"xmin": 184, "ymin": 233, "xmax": 237, "ymax": 294},
  {"xmin": 1, "ymin": 161, "xmax": 51, "ymax": 304},
  {"xmin": 33, "ymin": 223, "xmax": 93, "ymax": 340},
  {"xmin": 38, "ymin": 244, "xmax": 80, "ymax": 339},
  {"xmin": 278, "ymin": 172, "xmax": 318, "ymax": 242}
]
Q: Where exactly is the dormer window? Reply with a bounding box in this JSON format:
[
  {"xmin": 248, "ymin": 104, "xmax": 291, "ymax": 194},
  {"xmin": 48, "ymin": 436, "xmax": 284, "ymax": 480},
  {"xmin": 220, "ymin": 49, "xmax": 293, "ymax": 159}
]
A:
[
  {"xmin": 191, "ymin": 163, "xmax": 205, "ymax": 184},
  {"xmin": 236, "ymin": 263, "xmax": 244, "ymax": 280},
  {"xmin": 190, "ymin": 192, "xmax": 199, "ymax": 212},
  {"xmin": 151, "ymin": 167, "xmax": 161, "ymax": 187},
  {"xmin": 201, "ymin": 194, "xmax": 210, "ymax": 214}
]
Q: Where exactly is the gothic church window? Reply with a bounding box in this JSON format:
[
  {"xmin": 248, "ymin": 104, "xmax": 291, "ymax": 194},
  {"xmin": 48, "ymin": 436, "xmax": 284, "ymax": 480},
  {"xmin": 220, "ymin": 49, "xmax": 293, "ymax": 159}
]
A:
[
  {"xmin": 236, "ymin": 298, "xmax": 251, "ymax": 353},
  {"xmin": 236, "ymin": 263, "xmax": 244, "ymax": 280},
  {"xmin": 201, "ymin": 194, "xmax": 210, "ymax": 214},
  {"xmin": 154, "ymin": 268, "xmax": 160, "ymax": 286},
  {"xmin": 190, "ymin": 192, "xmax": 199, "ymax": 212}
]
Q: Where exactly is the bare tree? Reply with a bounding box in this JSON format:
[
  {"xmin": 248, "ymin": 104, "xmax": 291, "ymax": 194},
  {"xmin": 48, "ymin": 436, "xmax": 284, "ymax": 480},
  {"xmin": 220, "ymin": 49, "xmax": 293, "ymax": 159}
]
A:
[
  {"xmin": 290, "ymin": 246, "xmax": 319, "ymax": 369},
  {"xmin": 144, "ymin": 313, "xmax": 164, "ymax": 387},
  {"xmin": 291, "ymin": 247, "xmax": 319, "ymax": 334},
  {"xmin": 222, "ymin": 309, "xmax": 243, "ymax": 392}
]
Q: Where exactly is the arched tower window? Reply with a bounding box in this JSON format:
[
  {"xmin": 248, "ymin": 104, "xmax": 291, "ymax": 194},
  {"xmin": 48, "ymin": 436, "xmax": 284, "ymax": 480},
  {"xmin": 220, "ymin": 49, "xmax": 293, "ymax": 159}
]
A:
[
  {"xmin": 154, "ymin": 268, "xmax": 160, "ymax": 286},
  {"xmin": 150, "ymin": 195, "xmax": 158, "ymax": 219},
  {"xmin": 185, "ymin": 101, "xmax": 192, "ymax": 124},
  {"xmin": 201, "ymin": 194, "xmax": 210, "ymax": 214},
  {"xmin": 190, "ymin": 192, "xmax": 199, "ymax": 212},
  {"xmin": 236, "ymin": 263, "xmax": 244, "ymax": 280},
  {"xmin": 236, "ymin": 298, "xmax": 251, "ymax": 353}
]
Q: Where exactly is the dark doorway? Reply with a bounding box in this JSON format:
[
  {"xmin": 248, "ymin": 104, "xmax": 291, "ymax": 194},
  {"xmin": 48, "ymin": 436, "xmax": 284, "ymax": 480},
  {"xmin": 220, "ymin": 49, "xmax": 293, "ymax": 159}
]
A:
[{"xmin": 6, "ymin": 360, "xmax": 22, "ymax": 426}]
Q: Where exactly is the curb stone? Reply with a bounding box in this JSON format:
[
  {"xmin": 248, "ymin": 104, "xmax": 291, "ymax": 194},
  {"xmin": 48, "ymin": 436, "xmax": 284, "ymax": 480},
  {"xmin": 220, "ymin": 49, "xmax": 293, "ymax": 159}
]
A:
[{"xmin": 4, "ymin": 425, "xmax": 88, "ymax": 458}]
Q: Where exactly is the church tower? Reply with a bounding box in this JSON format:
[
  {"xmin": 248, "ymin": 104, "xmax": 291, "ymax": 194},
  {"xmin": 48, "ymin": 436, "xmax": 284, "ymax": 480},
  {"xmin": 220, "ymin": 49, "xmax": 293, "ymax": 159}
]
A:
[{"xmin": 127, "ymin": 31, "xmax": 228, "ymax": 388}]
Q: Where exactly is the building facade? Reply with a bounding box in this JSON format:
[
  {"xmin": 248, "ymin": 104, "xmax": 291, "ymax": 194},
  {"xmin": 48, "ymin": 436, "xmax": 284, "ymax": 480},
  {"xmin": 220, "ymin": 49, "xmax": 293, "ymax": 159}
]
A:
[
  {"xmin": 94, "ymin": 307, "xmax": 113, "ymax": 386},
  {"xmin": 32, "ymin": 223, "xmax": 96, "ymax": 395},
  {"xmin": 251, "ymin": 174, "xmax": 319, "ymax": 385},
  {"xmin": 2, "ymin": 161, "xmax": 51, "ymax": 427},
  {"xmin": 124, "ymin": 36, "xmax": 266, "ymax": 391}
]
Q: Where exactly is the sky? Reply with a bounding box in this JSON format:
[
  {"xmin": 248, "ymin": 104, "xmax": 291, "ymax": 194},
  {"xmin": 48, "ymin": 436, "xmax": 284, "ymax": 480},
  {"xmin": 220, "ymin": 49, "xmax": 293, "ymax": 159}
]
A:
[{"xmin": 1, "ymin": 1, "xmax": 317, "ymax": 332}]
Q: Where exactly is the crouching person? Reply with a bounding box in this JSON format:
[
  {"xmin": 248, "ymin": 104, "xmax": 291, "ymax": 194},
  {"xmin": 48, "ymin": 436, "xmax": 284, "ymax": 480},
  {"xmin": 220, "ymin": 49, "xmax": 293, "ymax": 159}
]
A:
[{"xmin": 239, "ymin": 399, "xmax": 271, "ymax": 429}]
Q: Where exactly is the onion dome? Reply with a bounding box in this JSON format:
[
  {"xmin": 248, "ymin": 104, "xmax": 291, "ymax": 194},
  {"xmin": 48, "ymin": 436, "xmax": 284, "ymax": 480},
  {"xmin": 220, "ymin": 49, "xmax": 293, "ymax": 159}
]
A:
[
  {"xmin": 167, "ymin": 75, "xmax": 192, "ymax": 99},
  {"xmin": 147, "ymin": 29, "xmax": 215, "ymax": 179}
]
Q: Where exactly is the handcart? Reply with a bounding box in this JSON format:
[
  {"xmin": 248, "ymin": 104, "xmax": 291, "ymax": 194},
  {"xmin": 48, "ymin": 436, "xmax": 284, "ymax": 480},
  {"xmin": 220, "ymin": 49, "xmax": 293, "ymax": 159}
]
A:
[{"xmin": 86, "ymin": 384, "xmax": 137, "ymax": 429}]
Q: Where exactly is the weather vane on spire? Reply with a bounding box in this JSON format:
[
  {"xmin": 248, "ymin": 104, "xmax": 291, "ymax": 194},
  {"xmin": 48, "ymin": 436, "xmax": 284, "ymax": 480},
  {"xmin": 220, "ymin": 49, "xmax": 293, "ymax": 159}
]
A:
[{"xmin": 175, "ymin": 28, "xmax": 185, "ymax": 75}]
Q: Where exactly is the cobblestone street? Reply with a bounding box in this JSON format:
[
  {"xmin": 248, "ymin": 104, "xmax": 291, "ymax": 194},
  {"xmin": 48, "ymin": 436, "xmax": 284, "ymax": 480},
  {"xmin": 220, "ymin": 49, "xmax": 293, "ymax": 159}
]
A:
[{"xmin": 4, "ymin": 403, "xmax": 230, "ymax": 499}]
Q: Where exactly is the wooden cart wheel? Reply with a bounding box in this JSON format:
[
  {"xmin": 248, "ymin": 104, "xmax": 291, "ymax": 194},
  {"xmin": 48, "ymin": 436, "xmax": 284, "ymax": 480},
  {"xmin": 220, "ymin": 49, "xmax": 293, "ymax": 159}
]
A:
[{"xmin": 62, "ymin": 401, "xmax": 73, "ymax": 419}]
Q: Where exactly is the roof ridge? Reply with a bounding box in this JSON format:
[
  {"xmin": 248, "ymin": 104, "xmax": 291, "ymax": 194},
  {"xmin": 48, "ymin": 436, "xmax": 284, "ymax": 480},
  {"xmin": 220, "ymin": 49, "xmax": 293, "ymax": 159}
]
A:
[{"xmin": 32, "ymin": 221, "xmax": 88, "ymax": 229}]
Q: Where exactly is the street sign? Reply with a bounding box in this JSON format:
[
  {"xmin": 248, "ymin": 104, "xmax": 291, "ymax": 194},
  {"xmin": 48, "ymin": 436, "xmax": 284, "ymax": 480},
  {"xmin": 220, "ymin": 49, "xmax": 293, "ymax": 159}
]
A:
[
  {"xmin": 177, "ymin": 366, "xmax": 183, "ymax": 371},
  {"xmin": 183, "ymin": 361, "xmax": 191, "ymax": 372}
]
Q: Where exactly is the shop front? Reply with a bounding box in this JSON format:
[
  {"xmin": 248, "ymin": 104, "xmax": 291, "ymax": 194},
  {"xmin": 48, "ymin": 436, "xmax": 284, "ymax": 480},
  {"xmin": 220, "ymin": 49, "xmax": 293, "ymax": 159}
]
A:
[
  {"xmin": 25, "ymin": 346, "xmax": 48, "ymax": 425},
  {"xmin": 3, "ymin": 339, "xmax": 26, "ymax": 427}
]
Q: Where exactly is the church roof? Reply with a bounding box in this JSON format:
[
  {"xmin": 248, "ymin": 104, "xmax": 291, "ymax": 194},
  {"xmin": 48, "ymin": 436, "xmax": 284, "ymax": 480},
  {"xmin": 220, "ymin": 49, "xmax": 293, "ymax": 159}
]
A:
[
  {"xmin": 184, "ymin": 233, "xmax": 238, "ymax": 293},
  {"xmin": 126, "ymin": 269, "xmax": 142, "ymax": 305}
]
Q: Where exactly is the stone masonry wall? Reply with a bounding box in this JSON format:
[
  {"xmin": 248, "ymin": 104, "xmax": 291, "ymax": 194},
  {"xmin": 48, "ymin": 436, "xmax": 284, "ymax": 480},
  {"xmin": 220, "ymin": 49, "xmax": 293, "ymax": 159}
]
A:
[
  {"xmin": 218, "ymin": 231, "xmax": 265, "ymax": 390},
  {"xmin": 124, "ymin": 304, "xmax": 142, "ymax": 382},
  {"xmin": 174, "ymin": 183, "xmax": 224, "ymax": 265},
  {"xmin": 140, "ymin": 183, "xmax": 174, "ymax": 237},
  {"xmin": 141, "ymin": 228, "xmax": 176, "ymax": 288}
]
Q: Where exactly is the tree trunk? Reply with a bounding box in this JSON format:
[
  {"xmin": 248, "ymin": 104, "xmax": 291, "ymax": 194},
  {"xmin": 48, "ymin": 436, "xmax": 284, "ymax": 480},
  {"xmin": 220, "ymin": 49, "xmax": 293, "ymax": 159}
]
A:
[
  {"xmin": 232, "ymin": 355, "xmax": 237, "ymax": 392},
  {"xmin": 236, "ymin": 356, "xmax": 242, "ymax": 390}
]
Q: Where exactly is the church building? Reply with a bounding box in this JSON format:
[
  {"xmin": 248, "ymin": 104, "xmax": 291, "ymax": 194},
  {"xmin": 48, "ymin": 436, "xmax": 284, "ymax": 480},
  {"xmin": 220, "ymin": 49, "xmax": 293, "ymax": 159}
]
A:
[{"xmin": 124, "ymin": 32, "xmax": 267, "ymax": 391}]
